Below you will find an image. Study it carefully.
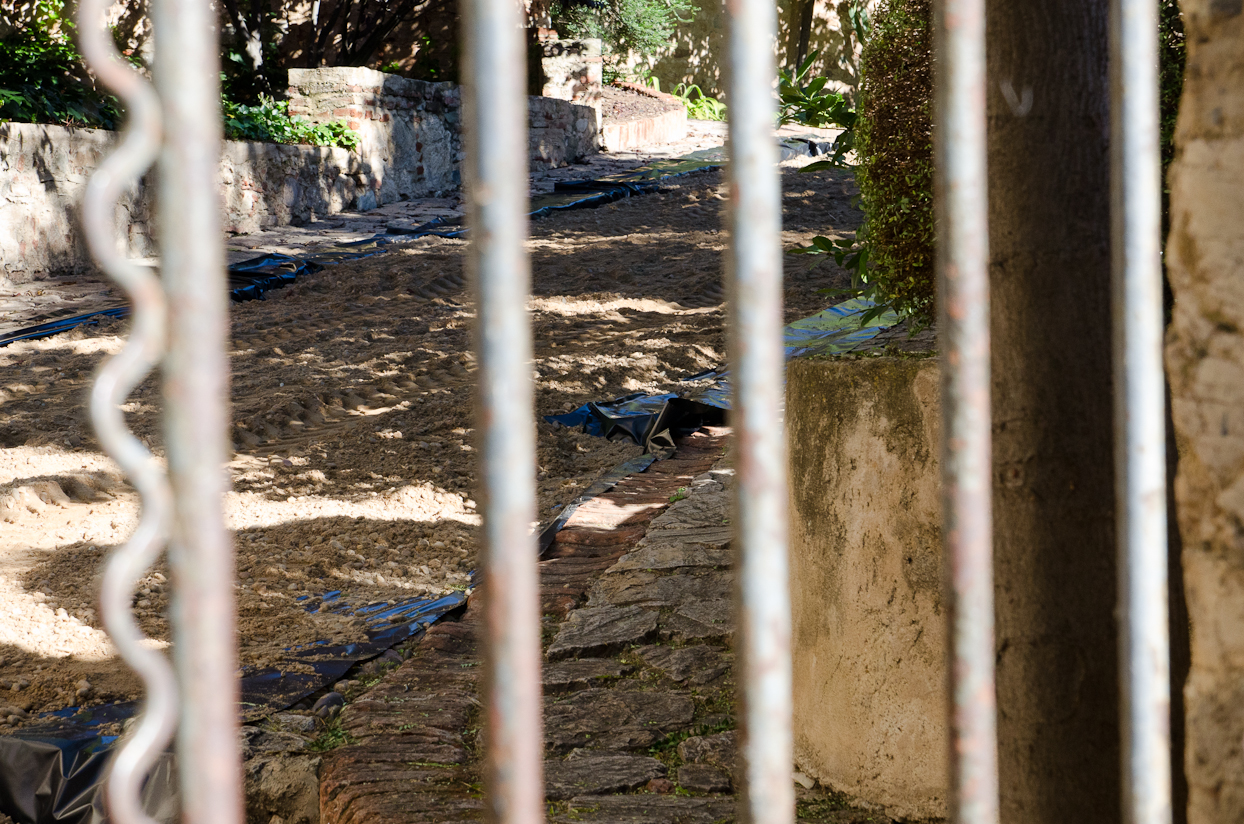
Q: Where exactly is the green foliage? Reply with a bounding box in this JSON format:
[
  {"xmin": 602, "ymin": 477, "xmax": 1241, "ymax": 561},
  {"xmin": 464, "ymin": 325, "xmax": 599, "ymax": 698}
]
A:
[
  {"xmin": 851, "ymin": 0, "xmax": 934, "ymax": 324},
  {"xmin": 778, "ymin": 50, "xmax": 856, "ymax": 166},
  {"xmin": 671, "ymin": 83, "xmax": 725, "ymax": 121},
  {"xmin": 0, "ymin": 10, "xmax": 124, "ymax": 129},
  {"xmin": 221, "ymin": 93, "xmax": 361, "ymax": 152},
  {"xmin": 552, "ymin": 0, "xmax": 695, "ymax": 65},
  {"xmin": 1158, "ymin": 0, "xmax": 1184, "ymax": 234},
  {"xmin": 644, "ymin": 77, "xmax": 726, "ymax": 121},
  {"xmin": 307, "ymin": 717, "xmax": 355, "ymax": 752}
]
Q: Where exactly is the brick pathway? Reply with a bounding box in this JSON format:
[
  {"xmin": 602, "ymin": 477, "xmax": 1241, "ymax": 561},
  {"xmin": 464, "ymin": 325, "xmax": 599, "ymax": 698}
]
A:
[{"xmin": 310, "ymin": 427, "xmax": 892, "ymax": 824}]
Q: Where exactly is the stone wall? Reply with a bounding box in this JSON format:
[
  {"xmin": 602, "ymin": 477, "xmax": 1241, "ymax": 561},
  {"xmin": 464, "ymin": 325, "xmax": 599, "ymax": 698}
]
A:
[
  {"xmin": 1, "ymin": 122, "xmax": 379, "ymax": 284},
  {"xmin": 1165, "ymin": 1, "xmax": 1244, "ymax": 821},
  {"xmin": 288, "ymin": 66, "xmax": 599, "ymax": 183},
  {"xmin": 786, "ymin": 356, "xmax": 947, "ymax": 821},
  {"xmin": 1, "ymin": 67, "xmax": 599, "ymax": 283},
  {"xmin": 541, "ymin": 38, "xmax": 604, "ymax": 126}
]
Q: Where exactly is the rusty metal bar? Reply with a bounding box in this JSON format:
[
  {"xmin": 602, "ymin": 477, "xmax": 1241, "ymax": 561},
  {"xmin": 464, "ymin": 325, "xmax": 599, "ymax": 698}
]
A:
[
  {"xmin": 1110, "ymin": 0, "xmax": 1171, "ymax": 821},
  {"xmin": 460, "ymin": 0, "xmax": 545, "ymax": 821},
  {"xmin": 150, "ymin": 1, "xmax": 244, "ymax": 822},
  {"xmin": 724, "ymin": 0, "xmax": 793, "ymax": 820},
  {"xmin": 77, "ymin": 1, "xmax": 178, "ymax": 821},
  {"xmin": 933, "ymin": 0, "xmax": 999, "ymax": 821}
]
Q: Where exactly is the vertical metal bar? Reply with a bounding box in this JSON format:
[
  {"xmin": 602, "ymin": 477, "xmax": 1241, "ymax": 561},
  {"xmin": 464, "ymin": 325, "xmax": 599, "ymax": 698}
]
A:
[
  {"xmin": 933, "ymin": 0, "xmax": 999, "ymax": 821},
  {"xmin": 461, "ymin": 0, "xmax": 544, "ymax": 821},
  {"xmin": 151, "ymin": 1, "xmax": 244, "ymax": 822},
  {"xmin": 1110, "ymin": 0, "xmax": 1171, "ymax": 821},
  {"xmin": 724, "ymin": 0, "xmax": 792, "ymax": 821}
]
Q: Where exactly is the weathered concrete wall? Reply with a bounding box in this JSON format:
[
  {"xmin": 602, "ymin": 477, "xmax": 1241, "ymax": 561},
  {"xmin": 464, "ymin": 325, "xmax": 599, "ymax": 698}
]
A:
[
  {"xmin": 787, "ymin": 356, "xmax": 948, "ymax": 821},
  {"xmin": 1166, "ymin": 2, "xmax": 1244, "ymax": 821}
]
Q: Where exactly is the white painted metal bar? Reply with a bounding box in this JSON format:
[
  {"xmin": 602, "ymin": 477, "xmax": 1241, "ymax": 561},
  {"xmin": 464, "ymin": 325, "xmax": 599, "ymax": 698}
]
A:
[
  {"xmin": 724, "ymin": 0, "xmax": 793, "ymax": 821},
  {"xmin": 1110, "ymin": 0, "xmax": 1171, "ymax": 822},
  {"xmin": 151, "ymin": 0, "xmax": 245, "ymax": 821},
  {"xmin": 460, "ymin": 0, "xmax": 545, "ymax": 821},
  {"xmin": 932, "ymin": 0, "xmax": 999, "ymax": 821}
]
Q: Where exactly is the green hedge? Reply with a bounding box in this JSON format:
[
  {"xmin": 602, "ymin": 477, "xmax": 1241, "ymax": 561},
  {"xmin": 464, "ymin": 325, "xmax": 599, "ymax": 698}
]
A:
[
  {"xmin": 853, "ymin": 0, "xmax": 934, "ymax": 324},
  {"xmin": 851, "ymin": 0, "xmax": 1183, "ymax": 327}
]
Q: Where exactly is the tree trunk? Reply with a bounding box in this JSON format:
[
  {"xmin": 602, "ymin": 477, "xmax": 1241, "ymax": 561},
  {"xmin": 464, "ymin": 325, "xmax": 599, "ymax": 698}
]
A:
[
  {"xmin": 1165, "ymin": 2, "xmax": 1244, "ymax": 821},
  {"xmin": 985, "ymin": 2, "xmax": 1121, "ymax": 821}
]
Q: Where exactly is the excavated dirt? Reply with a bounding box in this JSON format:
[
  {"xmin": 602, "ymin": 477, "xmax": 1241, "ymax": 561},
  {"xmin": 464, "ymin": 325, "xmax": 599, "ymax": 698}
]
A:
[
  {"xmin": 0, "ymin": 163, "xmax": 858, "ymax": 727},
  {"xmin": 600, "ymin": 84, "xmax": 678, "ymax": 123}
]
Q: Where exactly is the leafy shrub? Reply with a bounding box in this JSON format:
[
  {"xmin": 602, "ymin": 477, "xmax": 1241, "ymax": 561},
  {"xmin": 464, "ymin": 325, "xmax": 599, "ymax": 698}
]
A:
[
  {"xmin": 672, "ymin": 82, "xmax": 725, "ymax": 121},
  {"xmin": 221, "ymin": 93, "xmax": 360, "ymax": 152},
  {"xmin": 0, "ymin": 21, "xmax": 124, "ymax": 128},
  {"xmin": 851, "ymin": 0, "xmax": 934, "ymax": 323},
  {"xmin": 644, "ymin": 76, "xmax": 726, "ymax": 121},
  {"xmin": 552, "ymin": 0, "xmax": 695, "ymax": 68}
]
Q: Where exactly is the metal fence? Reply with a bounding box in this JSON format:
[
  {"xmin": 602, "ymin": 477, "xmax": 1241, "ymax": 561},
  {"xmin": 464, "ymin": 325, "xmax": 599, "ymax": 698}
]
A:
[{"xmin": 78, "ymin": 0, "xmax": 1169, "ymax": 821}]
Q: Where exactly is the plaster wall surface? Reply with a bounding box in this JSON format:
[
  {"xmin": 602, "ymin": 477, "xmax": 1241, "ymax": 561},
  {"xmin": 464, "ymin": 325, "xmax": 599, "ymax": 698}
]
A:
[
  {"xmin": 1165, "ymin": 3, "xmax": 1244, "ymax": 821},
  {"xmin": 787, "ymin": 356, "xmax": 947, "ymax": 821}
]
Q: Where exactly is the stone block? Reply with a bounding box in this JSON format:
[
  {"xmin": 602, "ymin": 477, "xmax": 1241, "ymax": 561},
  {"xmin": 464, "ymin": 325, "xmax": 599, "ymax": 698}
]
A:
[
  {"xmin": 546, "ymin": 604, "xmax": 659, "ymax": 660},
  {"xmin": 545, "ymin": 752, "xmax": 665, "ymax": 799}
]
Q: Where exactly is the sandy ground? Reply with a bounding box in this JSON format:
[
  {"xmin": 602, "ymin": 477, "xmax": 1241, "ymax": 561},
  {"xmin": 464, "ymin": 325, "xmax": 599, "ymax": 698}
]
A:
[{"xmin": 0, "ymin": 160, "xmax": 859, "ymax": 727}]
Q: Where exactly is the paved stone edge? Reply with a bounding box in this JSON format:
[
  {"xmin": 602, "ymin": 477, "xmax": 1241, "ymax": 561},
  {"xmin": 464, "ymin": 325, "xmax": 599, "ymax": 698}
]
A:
[{"xmin": 317, "ymin": 427, "xmax": 730, "ymax": 824}]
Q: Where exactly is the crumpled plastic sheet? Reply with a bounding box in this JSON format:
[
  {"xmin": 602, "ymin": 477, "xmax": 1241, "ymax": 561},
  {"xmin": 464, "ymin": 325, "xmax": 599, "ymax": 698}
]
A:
[
  {"xmin": 544, "ymin": 298, "xmax": 900, "ymax": 450},
  {"xmin": 0, "ymin": 731, "xmax": 177, "ymax": 824}
]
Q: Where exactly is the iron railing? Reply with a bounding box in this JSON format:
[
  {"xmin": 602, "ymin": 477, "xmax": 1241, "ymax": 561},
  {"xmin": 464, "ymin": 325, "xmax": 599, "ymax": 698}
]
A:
[{"xmin": 76, "ymin": 0, "xmax": 1169, "ymax": 821}]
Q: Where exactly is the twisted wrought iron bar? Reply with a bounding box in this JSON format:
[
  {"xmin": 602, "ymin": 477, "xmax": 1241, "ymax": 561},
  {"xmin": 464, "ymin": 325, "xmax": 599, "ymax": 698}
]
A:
[{"xmin": 77, "ymin": 1, "xmax": 177, "ymax": 822}]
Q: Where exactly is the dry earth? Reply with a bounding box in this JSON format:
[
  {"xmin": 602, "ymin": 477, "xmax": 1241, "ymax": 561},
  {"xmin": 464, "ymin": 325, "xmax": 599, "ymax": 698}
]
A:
[{"xmin": 0, "ymin": 162, "xmax": 859, "ymax": 727}]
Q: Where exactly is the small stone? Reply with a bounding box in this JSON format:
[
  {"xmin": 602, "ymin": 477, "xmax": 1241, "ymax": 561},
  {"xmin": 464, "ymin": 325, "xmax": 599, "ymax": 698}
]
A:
[
  {"xmin": 637, "ymin": 644, "xmax": 726, "ymax": 683},
  {"xmin": 547, "ymin": 605, "xmax": 659, "ymax": 661},
  {"xmin": 542, "ymin": 658, "xmax": 633, "ymax": 694},
  {"xmin": 274, "ymin": 712, "xmax": 321, "ymax": 733},
  {"xmin": 792, "ymin": 770, "xmax": 815, "ymax": 790},
  {"xmin": 646, "ymin": 778, "xmax": 676, "ymax": 794},
  {"xmin": 677, "ymin": 731, "xmax": 737, "ymax": 770},
  {"xmin": 678, "ymin": 763, "xmax": 731, "ymax": 793},
  {"xmin": 545, "ymin": 753, "xmax": 665, "ymax": 800}
]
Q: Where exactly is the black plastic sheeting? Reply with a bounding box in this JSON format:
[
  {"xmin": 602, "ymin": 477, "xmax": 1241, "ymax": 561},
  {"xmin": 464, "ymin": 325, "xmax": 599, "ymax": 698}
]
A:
[
  {"xmin": 0, "ymin": 153, "xmax": 725, "ymax": 349},
  {"xmin": 0, "ymin": 587, "xmax": 469, "ymax": 824},
  {"xmin": 0, "ymin": 732, "xmax": 177, "ymax": 824},
  {"xmin": 0, "ymin": 441, "xmax": 675, "ymax": 824},
  {"xmin": 0, "ymin": 307, "xmax": 132, "ymax": 348},
  {"xmin": 544, "ymin": 298, "xmax": 900, "ymax": 450}
]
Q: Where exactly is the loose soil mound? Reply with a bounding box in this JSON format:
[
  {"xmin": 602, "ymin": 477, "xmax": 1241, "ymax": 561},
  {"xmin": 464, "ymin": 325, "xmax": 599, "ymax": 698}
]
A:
[
  {"xmin": 0, "ymin": 164, "xmax": 859, "ymax": 726},
  {"xmin": 600, "ymin": 85, "xmax": 678, "ymax": 123}
]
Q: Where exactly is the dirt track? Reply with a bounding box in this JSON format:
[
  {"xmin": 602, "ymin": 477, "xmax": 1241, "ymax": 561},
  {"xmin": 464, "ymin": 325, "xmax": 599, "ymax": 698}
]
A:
[{"xmin": 0, "ymin": 162, "xmax": 859, "ymax": 725}]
